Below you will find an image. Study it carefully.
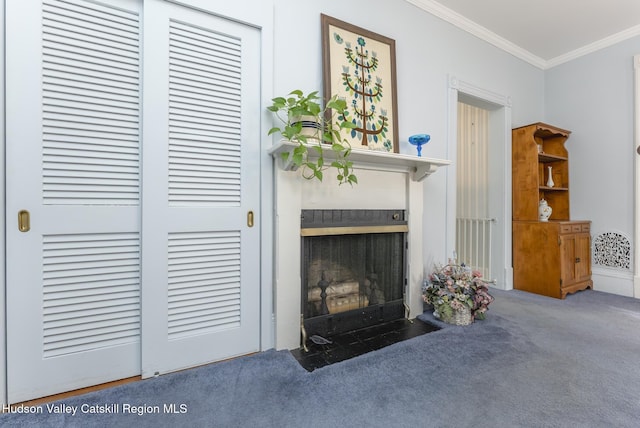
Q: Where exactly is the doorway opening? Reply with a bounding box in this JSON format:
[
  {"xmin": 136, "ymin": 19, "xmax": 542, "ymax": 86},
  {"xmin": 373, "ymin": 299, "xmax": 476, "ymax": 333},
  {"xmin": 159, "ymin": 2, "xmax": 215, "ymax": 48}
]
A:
[
  {"xmin": 446, "ymin": 77, "xmax": 512, "ymax": 290},
  {"xmin": 456, "ymin": 101, "xmax": 495, "ymax": 280}
]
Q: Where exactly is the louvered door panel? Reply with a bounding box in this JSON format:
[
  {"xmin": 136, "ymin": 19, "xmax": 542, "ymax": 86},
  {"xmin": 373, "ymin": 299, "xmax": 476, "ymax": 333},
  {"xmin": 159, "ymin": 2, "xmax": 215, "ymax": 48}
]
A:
[
  {"xmin": 42, "ymin": 232, "xmax": 141, "ymax": 358},
  {"xmin": 42, "ymin": 0, "xmax": 140, "ymax": 205},
  {"xmin": 168, "ymin": 20, "xmax": 242, "ymax": 206},
  {"xmin": 167, "ymin": 231, "xmax": 241, "ymax": 340},
  {"xmin": 6, "ymin": 0, "xmax": 142, "ymax": 403},
  {"xmin": 141, "ymin": 1, "xmax": 260, "ymax": 377}
]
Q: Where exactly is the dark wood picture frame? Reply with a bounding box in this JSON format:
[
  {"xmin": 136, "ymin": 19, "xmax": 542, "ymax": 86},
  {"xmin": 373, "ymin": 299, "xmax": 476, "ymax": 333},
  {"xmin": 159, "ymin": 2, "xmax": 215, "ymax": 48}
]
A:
[{"xmin": 321, "ymin": 14, "xmax": 399, "ymax": 153}]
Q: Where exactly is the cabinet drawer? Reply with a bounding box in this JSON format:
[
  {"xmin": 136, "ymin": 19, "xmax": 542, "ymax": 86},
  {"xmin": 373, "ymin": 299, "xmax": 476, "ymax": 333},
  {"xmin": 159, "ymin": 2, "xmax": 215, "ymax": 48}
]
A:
[
  {"xmin": 571, "ymin": 224, "xmax": 582, "ymax": 232},
  {"xmin": 581, "ymin": 224, "xmax": 590, "ymax": 232},
  {"xmin": 560, "ymin": 224, "xmax": 572, "ymax": 233}
]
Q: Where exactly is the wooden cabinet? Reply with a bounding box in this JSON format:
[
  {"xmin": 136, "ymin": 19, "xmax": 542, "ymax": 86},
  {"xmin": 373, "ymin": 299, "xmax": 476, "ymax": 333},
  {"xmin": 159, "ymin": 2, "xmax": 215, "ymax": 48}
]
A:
[
  {"xmin": 513, "ymin": 221, "xmax": 593, "ymax": 299},
  {"xmin": 512, "ymin": 122, "xmax": 570, "ymax": 221},
  {"xmin": 512, "ymin": 123, "xmax": 592, "ymax": 298}
]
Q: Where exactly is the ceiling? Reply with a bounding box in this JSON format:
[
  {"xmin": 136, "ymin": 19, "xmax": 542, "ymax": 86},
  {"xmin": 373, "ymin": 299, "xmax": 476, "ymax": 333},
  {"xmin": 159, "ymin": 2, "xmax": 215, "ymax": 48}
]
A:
[{"xmin": 408, "ymin": 0, "xmax": 640, "ymax": 69}]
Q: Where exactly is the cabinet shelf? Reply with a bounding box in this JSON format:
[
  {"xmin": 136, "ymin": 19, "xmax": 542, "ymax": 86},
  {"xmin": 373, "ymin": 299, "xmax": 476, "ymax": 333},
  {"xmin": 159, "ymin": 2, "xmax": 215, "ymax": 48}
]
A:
[
  {"xmin": 539, "ymin": 186, "xmax": 568, "ymax": 191},
  {"xmin": 538, "ymin": 153, "xmax": 567, "ymax": 162}
]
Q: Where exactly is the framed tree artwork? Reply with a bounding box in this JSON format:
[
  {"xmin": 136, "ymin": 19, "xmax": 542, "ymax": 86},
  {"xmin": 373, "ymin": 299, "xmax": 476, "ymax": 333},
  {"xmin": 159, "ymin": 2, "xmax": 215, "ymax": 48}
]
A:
[{"xmin": 321, "ymin": 14, "xmax": 399, "ymax": 153}]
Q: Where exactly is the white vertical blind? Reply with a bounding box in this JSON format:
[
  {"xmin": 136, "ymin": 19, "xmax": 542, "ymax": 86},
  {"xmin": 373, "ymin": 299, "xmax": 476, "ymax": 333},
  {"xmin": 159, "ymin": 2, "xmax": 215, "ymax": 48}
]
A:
[{"xmin": 456, "ymin": 102, "xmax": 494, "ymax": 280}]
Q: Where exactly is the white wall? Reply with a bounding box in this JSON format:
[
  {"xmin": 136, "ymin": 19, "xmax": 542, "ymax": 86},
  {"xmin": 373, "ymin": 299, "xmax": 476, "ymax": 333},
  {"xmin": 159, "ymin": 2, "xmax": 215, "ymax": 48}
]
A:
[
  {"xmin": 272, "ymin": 0, "xmax": 545, "ymax": 267},
  {"xmin": 1, "ymin": 0, "xmax": 6, "ymax": 408},
  {"xmin": 545, "ymin": 35, "xmax": 640, "ymax": 296}
]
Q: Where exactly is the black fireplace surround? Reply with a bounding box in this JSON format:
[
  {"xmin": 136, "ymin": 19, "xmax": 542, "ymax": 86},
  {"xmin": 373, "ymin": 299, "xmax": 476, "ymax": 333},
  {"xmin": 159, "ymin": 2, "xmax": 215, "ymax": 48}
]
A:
[{"xmin": 301, "ymin": 209, "xmax": 407, "ymax": 339}]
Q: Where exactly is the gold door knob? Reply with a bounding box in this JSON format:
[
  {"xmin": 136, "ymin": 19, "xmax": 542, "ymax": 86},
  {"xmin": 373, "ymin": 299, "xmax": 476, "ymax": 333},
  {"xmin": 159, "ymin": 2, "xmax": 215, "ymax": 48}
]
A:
[
  {"xmin": 247, "ymin": 210, "xmax": 254, "ymax": 228},
  {"xmin": 18, "ymin": 210, "xmax": 30, "ymax": 232}
]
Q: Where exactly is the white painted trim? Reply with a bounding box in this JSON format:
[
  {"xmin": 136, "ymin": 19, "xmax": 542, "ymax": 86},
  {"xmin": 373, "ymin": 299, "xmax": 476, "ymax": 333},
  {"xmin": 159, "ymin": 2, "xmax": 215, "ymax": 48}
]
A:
[
  {"xmin": 450, "ymin": 76, "xmax": 512, "ymax": 108},
  {"xmin": 498, "ymin": 106, "xmax": 513, "ymax": 291},
  {"xmin": 1, "ymin": 0, "xmax": 7, "ymax": 407},
  {"xmin": 634, "ymin": 54, "xmax": 640, "ymax": 299},
  {"xmin": 407, "ymin": 176, "xmax": 425, "ymax": 320},
  {"xmin": 592, "ymin": 266, "xmax": 634, "ymax": 281},
  {"xmin": 259, "ymin": 13, "xmax": 275, "ymax": 353},
  {"xmin": 446, "ymin": 80, "xmax": 458, "ymax": 262},
  {"xmin": 447, "ymin": 75, "xmax": 513, "ymax": 290},
  {"xmin": 268, "ymin": 140, "xmax": 450, "ymax": 180},
  {"xmin": 405, "ymin": 0, "xmax": 546, "ymax": 69},
  {"xmin": 273, "ymin": 169, "xmax": 302, "ymax": 350},
  {"xmin": 163, "ymin": 0, "xmax": 267, "ymax": 29},
  {"xmin": 405, "ymin": 0, "xmax": 640, "ymax": 70},
  {"xmin": 547, "ymin": 25, "xmax": 640, "ymax": 69},
  {"xmin": 592, "ymin": 267, "xmax": 635, "ymax": 298}
]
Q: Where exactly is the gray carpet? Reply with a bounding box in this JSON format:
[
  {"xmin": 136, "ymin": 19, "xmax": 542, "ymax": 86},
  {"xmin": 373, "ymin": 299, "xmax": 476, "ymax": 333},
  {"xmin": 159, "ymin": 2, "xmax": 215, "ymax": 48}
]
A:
[{"xmin": 2, "ymin": 288, "xmax": 639, "ymax": 427}]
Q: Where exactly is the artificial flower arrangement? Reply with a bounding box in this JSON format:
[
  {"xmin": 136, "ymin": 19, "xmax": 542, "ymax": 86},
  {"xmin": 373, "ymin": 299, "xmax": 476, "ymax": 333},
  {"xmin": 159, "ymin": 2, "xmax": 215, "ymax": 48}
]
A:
[{"xmin": 422, "ymin": 263, "xmax": 494, "ymax": 324}]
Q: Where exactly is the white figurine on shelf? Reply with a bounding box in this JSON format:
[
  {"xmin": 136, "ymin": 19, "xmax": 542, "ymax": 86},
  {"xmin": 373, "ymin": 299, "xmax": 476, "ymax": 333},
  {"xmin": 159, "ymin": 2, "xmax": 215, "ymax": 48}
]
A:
[
  {"xmin": 546, "ymin": 166, "xmax": 555, "ymax": 188},
  {"xmin": 538, "ymin": 199, "xmax": 552, "ymax": 222}
]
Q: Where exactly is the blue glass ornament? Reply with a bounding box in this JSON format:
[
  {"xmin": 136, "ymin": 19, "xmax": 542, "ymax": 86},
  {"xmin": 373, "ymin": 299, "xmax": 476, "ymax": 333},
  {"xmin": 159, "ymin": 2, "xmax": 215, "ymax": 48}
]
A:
[{"xmin": 408, "ymin": 134, "xmax": 431, "ymax": 157}]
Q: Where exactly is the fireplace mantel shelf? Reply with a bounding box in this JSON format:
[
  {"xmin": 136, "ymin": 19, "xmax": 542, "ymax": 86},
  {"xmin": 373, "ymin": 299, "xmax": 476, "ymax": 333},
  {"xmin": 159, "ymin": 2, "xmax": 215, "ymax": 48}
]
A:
[{"xmin": 268, "ymin": 140, "xmax": 451, "ymax": 182}]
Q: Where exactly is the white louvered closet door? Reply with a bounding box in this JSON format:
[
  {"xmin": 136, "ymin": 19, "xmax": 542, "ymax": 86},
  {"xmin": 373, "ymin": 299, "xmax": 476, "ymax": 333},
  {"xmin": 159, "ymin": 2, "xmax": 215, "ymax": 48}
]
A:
[
  {"xmin": 5, "ymin": 0, "xmax": 143, "ymax": 402},
  {"xmin": 140, "ymin": 1, "xmax": 261, "ymax": 376}
]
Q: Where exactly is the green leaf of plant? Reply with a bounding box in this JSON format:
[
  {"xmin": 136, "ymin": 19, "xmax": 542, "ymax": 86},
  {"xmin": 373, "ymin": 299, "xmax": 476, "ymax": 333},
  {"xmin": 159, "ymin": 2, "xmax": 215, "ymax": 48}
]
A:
[
  {"xmin": 293, "ymin": 146, "xmax": 307, "ymax": 159},
  {"xmin": 308, "ymin": 103, "xmax": 321, "ymax": 116},
  {"xmin": 292, "ymin": 153, "xmax": 303, "ymax": 165},
  {"xmin": 267, "ymin": 90, "xmax": 359, "ymax": 186}
]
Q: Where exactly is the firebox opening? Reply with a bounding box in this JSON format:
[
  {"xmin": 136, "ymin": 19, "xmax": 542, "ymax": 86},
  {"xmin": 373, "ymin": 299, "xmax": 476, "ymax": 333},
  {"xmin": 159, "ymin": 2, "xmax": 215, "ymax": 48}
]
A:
[{"xmin": 301, "ymin": 210, "xmax": 408, "ymax": 339}]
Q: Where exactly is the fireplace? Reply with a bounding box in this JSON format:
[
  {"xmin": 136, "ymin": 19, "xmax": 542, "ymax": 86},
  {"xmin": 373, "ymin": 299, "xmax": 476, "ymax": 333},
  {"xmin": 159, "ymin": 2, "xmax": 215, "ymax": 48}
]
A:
[
  {"xmin": 271, "ymin": 159, "xmax": 445, "ymax": 350},
  {"xmin": 300, "ymin": 209, "xmax": 408, "ymax": 340}
]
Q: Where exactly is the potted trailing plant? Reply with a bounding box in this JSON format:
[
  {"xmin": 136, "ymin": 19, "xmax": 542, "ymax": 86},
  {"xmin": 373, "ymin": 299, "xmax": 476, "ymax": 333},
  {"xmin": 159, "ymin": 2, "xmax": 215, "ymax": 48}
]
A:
[
  {"xmin": 422, "ymin": 263, "xmax": 494, "ymax": 325},
  {"xmin": 267, "ymin": 90, "xmax": 357, "ymax": 185}
]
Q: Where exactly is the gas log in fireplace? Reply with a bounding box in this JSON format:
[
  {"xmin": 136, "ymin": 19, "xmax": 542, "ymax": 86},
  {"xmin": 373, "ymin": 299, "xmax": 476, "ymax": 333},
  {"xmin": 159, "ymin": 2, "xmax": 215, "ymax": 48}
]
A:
[{"xmin": 301, "ymin": 209, "xmax": 408, "ymax": 342}]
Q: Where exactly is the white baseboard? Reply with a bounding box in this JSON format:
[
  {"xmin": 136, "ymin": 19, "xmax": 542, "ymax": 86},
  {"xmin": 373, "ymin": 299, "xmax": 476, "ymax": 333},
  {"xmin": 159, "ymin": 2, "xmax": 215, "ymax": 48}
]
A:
[
  {"xmin": 592, "ymin": 267, "xmax": 636, "ymax": 298},
  {"xmin": 503, "ymin": 267, "xmax": 514, "ymax": 290}
]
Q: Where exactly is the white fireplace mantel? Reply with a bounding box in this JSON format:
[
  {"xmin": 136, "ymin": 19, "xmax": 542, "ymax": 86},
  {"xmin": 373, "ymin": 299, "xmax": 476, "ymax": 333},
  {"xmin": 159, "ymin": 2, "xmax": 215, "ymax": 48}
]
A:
[
  {"xmin": 268, "ymin": 140, "xmax": 451, "ymax": 181},
  {"xmin": 271, "ymin": 140, "xmax": 450, "ymax": 350}
]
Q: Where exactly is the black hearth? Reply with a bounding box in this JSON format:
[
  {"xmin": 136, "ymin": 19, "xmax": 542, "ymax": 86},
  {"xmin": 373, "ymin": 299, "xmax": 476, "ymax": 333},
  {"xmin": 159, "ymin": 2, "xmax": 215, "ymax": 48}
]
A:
[{"xmin": 301, "ymin": 209, "xmax": 408, "ymax": 341}]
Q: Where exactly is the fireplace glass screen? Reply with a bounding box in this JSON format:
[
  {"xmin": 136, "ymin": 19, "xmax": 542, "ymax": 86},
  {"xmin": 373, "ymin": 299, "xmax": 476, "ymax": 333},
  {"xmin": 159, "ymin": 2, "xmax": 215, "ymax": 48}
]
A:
[{"xmin": 302, "ymin": 231, "xmax": 406, "ymax": 336}]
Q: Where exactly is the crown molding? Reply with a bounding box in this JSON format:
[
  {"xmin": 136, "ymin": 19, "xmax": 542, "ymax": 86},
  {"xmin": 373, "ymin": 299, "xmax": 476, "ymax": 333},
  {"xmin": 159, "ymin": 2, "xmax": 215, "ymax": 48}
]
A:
[
  {"xmin": 405, "ymin": 0, "xmax": 546, "ymax": 69},
  {"xmin": 406, "ymin": 0, "xmax": 640, "ymax": 70},
  {"xmin": 547, "ymin": 24, "xmax": 640, "ymax": 69}
]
